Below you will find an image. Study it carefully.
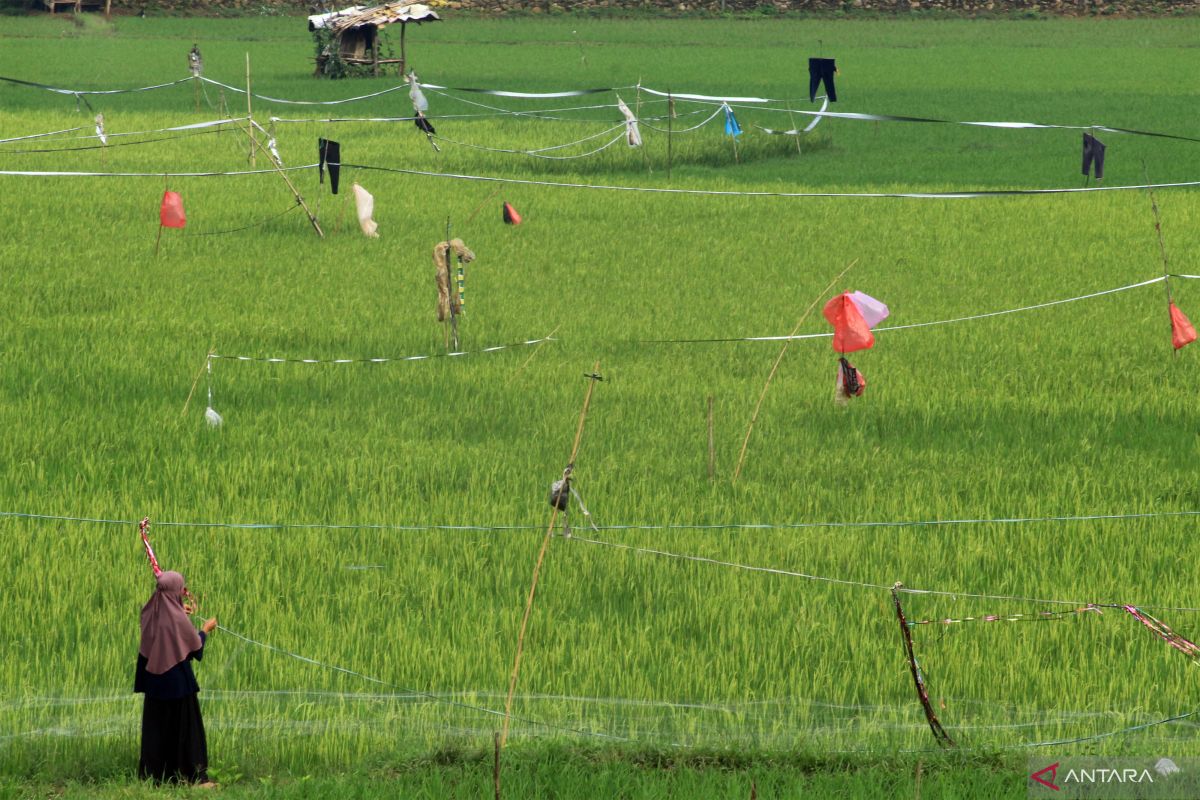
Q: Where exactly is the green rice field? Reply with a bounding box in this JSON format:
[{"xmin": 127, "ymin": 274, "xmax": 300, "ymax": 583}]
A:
[{"xmin": 1, "ymin": 10, "xmax": 1199, "ymax": 798}]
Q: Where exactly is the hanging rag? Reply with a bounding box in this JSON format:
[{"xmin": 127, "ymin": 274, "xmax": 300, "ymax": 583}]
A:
[
  {"xmin": 835, "ymin": 357, "xmax": 866, "ymax": 405},
  {"xmin": 408, "ymin": 76, "xmax": 429, "ymax": 114},
  {"xmin": 723, "ymin": 103, "xmax": 742, "ymax": 138},
  {"xmin": 548, "ymin": 478, "xmax": 570, "ymax": 511},
  {"xmin": 808, "ymin": 58, "xmax": 838, "ymax": 103},
  {"xmin": 188, "ymin": 44, "xmax": 204, "ymax": 78},
  {"xmin": 433, "ymin": 238, "xmax": 475, "ymax": 321},
  {"xmin": 615, "ymin": 95, "xmax": 642, "ymax": 147},
  {"xmin": 1082, "ymin": 132, "xmax": 1106, "ymax": 180},
  {"xmin": 318, "ymin": 138, "xmax": 340, "ymax": 194},
  {"xmin": 414, "ymin": 113, "xmax": 436, "ymax": 135},
  {"xmin": 1170, "ymin": 302, "xmax": 1197, "ymax": 350},
  {"xmin": 352, "ymin": 182, "xmax": 378, "ymax": 238}
]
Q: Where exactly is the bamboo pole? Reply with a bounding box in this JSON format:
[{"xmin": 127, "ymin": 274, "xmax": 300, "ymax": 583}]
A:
[
  {"xmin": 245, "ymin": 53, "xmax": 256, "ymax": 168},
  {"xmin": 732, "ymin": 260, "xmax": 857, "ymax": 483},
  {"xmin": 182, "ymin": 348, "xmax": 216, "ymax": 417},
  {"xmin": 399, "ymin": 23, "xmax": 407, "ymax": 77},
  {"xmin": 493, "ymin": 732, "xmax": 502, "ymax": 800},
  {"xmin": 230, "ymin": 118, "xmax": 324, "ymax": 238},
  {"xmin": 891, "ymin": 583, "xmax": 955, "ymax": 748},
  {"xmin": 500, "ymin": 364, "xmax": 602, "ymax": 747},
  {"xmin": 666, "ymin": 89, "xmax": 673, "ymax": 181},
  {"xmin": 706, "ymin": 395, "xmax": 715, "ymax": 482},
  {"xmin": 1143, "ymin": 163, "xmax": 1177, "ymax": 352}
]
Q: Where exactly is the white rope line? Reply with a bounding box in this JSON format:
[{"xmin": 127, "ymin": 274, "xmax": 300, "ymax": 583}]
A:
[
  {"xmin": 874, "ymin": 276, "xmax": 1165, "ymax": 333},
  {"xmin": 655, "ymin": 276, "xmax": 1166, "ymax": 344},
  {"xmin": 423, "ymin": 87, "xmax": 624, "ymax": 122},
  {"xmin": 0, "ymin": 118, "xmax": 250, "ymax": 150},
  {"xmin": 4, "ymin": 508, "xmax": 1199, "ymax": 535},
  {"xmin": 639, "ymin": 106, "xmax": 726, "ymax": 134},
  {"xmin": 0, "ymin": 126, "xmax": 83, "ymax": 144},
  {"xmin": 639, "ymin": 87, "xmax": 772, "ymax": 104},
  {"xmin": 0, "ymin": 164, "xmax": 317, "ymax": 178},
  {"xmin": 209, "ymin": 335, "xmax": 555, "ymax": 365},
  {"xmin": 433, "ymin": 129, "xmax": 628, "ymax": 160},
  {"xmin": 565, "ymin": 534, "xmax": 1200, "ymax": 613},
  {"xmin": 0, "ymin": 74, "xmax": 192, "ymax": 95},
  {"xmin": 753, "ymin": 96, "xmax": 831, "ymax": 135},
  {"xmin": 269, "ymin": 107, "xmax": 619, "ymax": 124},
  {"xmin": 346, "ymin": 161, "xmax": 1200, "ymax": 199},
  {"xmin": 4, "ymin": 70, "xmax": 1197, "ymax": 142},
  {"xmin": 436, "ymin": 121, "xmax": 624, "ymax": 153},
  {"xmin": 199, "ymin": 76, "xmax": 409, "ymax": 106},
  {"xmin": 216, "ymin": 624, "xmax": 627, "ymax": 741},
  {"xmin": 419, "ymin": 82, "xmax": 633, "ymax": 99}
]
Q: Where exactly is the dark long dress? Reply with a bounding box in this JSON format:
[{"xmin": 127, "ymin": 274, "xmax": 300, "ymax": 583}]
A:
[{"xmin": 134, "ymin": 631, "xmax": 208, "ymax": 783}]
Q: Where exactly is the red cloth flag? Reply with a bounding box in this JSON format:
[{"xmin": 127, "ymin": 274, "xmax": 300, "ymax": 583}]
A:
[
  {"xmin": 502, "ymin": 201, "xmax": 522, "ymax": 225},
  {"xmin": 1170, "ymin": 302, "xmax": 1197, "ymax": 350},
  {"xmin": 823, "ymin": 293, "xmax": 874, "ymax": 353},
  {"xmin": 160, "ymin": 191, "xmax": 186, "ymax": 229}
]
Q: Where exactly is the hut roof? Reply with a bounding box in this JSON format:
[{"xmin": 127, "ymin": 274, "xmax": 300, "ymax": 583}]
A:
[{"xmin": 309, "ymin": 2, "xmax": 441, "ymax": 34}]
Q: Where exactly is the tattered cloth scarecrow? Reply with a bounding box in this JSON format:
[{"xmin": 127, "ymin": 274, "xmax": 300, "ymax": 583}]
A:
[{"xmin": 434, "ymin": 237, "xmax": 475, "ymax": 317}]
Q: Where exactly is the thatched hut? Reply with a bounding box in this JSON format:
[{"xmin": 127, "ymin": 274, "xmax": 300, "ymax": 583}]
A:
[{"xmin": 309, "ymin": 2, "xmax": 441, "ymax": 78}]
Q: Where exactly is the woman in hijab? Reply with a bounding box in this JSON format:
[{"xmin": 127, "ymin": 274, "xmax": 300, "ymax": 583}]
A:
[{"xmin": 134, "ymin": 570, "xmax": 217, "ymax": 785}]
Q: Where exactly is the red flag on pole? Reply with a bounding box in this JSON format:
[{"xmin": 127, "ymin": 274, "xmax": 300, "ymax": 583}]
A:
[
  {"xmin": 823, "ymin": 293, "xmax": 874, "ymax": 353},
  {"xmin": 160, "ymin": 190, "xmax": 186, "ymax": 229},
  {"xmin": 1170, "ymin": 302, "xmax": 1197, "ymax": 350}
]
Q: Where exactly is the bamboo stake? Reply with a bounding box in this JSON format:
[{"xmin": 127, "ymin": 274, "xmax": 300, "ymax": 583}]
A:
[
  {"xmin": 731, "ymin": 259, "xmax": 857, "ymax": 483},
  {"xmin": 500, "ymin": 363, "xmax": 602, "ymax": 747},
  {"xmin": 784, "ymin": 99, "xmax": 802, "ymax": 157},
  {"xmin": 245, "ymin": 53, "xmax": 256, "ymax": 168},
  {"xmin": 892, "ymin": 583, "xmax": 955, "ymax": 748},
  {"xmin": 506, "ymin": 323, "xmax": 561, "ymax": 386},
  {"xmin": 1143, "ymin": 163, "xmax": 1177, "ymax": 350},
  {"xmin": 493, "ymin": 731, "xmax": 502, "ymax": 800},
  {"xmin": 445, "ymin": 217, "xmax": 460, "ymax": 351},
  {"xmin": 466, "ymin": 185, "xmax": 504, "ymax": 225},
  {"xmin": 666, "ymin": 89, "xmax": 673, "ymax": 181},
  {"xmin": 706, "ymin": 395, "xmax": 715, "ymax": 482},
  {"xmin": 182, "ymin": 347, "xmax": 216, "ymax": 417},
  {"xmin": 636, "ymin": 80, "xmax": 650, "ymax": 174},
  {"xmin": 229, "ymin": 118, "xmax": 324, "ymax": 238}
]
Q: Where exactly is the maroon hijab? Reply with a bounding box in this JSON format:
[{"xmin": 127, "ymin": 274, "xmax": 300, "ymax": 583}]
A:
[{"xmin": 139, "ymin": 571, "xmax": 203, "ymax": 675}]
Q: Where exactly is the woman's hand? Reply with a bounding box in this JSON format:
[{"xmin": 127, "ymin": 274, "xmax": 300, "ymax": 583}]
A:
[{"xmin": 202, "ymin": 618, "xmax": 218, "ymax": 634}]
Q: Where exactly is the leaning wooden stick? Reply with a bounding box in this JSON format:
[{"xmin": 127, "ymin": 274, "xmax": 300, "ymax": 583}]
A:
[
  {"xmin": 181, "ymin": 346, "xmax": 216, "ymax": 417},
  {"xmin": 892, "ymin": 583, "xmax": 955, "ymax": 748},
  {"xmin": 229, "ymin": 117, "xmax": 324, "ymax": 238},
  {"xmin": 505, "ymin": 323, "xmax": 561, "ymax": 386},
  {"xmin": 501, "ymin": 363, "xmax": 602, "ymax": 747},
  {"xmin": 245, "ymin": 53, "xmax": 256, "ymax": 168},
  {"xmin": 731, "ymin": 259, "xmax": 857, "ymax": 483},
  {"xmin": 1144, "ymin": 163, "xmax": 1178, "ymax": 350},
  {"xmin": 706, "ymin": 395, "xmax": 715, "ymax": 482}
]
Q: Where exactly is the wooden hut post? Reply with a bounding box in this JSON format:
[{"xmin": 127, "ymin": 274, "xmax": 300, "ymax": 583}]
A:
[
  {"xmin": 399, "ymin": 23, "xmax": 407, "ymax": 78},
  {"xmin": 372, "ymin": 24, "xmax": 380, "ymax": 77}
]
